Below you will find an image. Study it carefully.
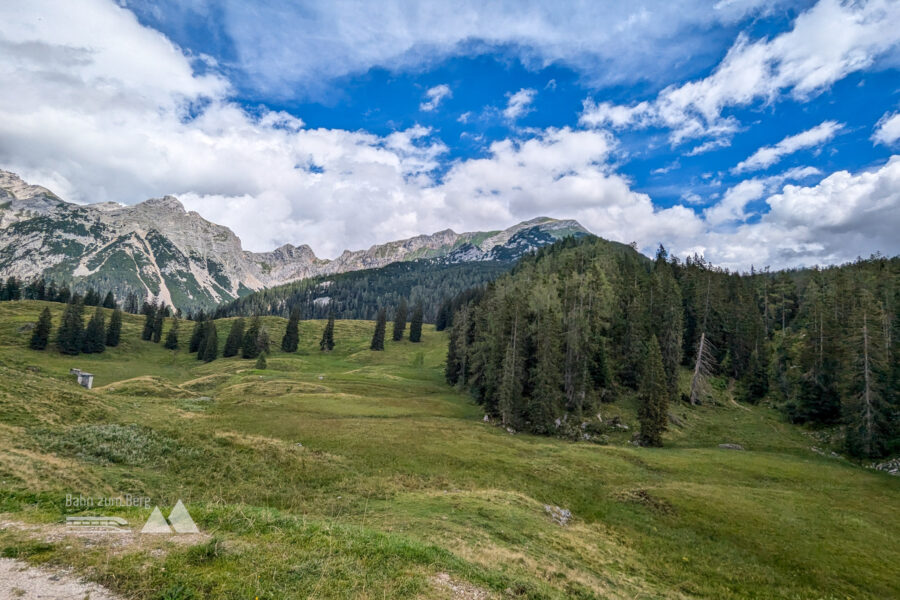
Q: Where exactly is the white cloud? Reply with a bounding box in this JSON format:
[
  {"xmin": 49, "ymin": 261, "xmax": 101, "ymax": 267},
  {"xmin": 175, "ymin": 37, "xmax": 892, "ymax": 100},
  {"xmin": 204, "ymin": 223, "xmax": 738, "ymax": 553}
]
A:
[
  {"xmin": 150, "ymin": 0, "xmax": 797, "ymax": 98},
  {"xmin": 685, "ymin": 138, "xmax": 732, "ymax": 156},
  {"xmin": 732, "ymin": 120, "xmax": 843, "ymax": 173},
  {"xmin": 873, "ymin": 111, "xmax": 900, "ymax": 145},
  {"xmin": 580, "ymin": 0, "xmax": 900, "ymax": 143},
  {"xmin": 0, "ymin": 0, "xmax": 897, "ymax": 273},
  {"xmin": 419, "ymin": 84, "xmax": 452, "ymax": 112},
  {"xmin": 704, "ymin": 179, "xmax": 767, "ymax": 225},
  {"xmin": 503, "ymin": 88, "xmax": 537, "ymax": 121}
]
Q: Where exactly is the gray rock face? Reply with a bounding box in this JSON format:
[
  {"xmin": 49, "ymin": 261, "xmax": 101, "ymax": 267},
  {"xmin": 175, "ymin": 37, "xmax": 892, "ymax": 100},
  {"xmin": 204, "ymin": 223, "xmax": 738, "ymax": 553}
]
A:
[{"xmin": 0, "ymin": 170, "xmax": 590, "ymax": 310}]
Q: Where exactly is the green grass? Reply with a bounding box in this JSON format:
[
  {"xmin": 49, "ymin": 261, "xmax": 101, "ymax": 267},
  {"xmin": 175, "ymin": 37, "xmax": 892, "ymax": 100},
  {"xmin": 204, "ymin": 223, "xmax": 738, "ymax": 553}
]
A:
[{"xmin": 0, "ymin": 300, "xmax": 897, "ymax": 599}]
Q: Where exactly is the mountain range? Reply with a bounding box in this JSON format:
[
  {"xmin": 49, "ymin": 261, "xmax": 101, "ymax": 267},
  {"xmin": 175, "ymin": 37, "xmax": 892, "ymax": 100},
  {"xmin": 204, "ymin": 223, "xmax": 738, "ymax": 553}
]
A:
[{"xmin": 0, "ymin": 170, "xmax": 589, "ymax": 310}]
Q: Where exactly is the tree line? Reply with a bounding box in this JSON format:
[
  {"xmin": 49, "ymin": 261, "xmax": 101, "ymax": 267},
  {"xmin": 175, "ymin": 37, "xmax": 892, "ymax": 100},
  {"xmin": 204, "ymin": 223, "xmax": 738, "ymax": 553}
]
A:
[
  {"xmin": 212, "ymin": 259, "xmax": 508, "ymax": 324},
  {"xmin": 369, "ymin": 299, "xmax": 424, "ymax": 350},
  {"xmin": 1, "ymin": 275, "xmax": 148, "ymax": 314},
  {"xmin": 29, "ymin": 300, "xmax": 123, "ymax": 355},
  {"xmin": 445, "ymin": 236, "xmax": 898, "ymax": 457}
]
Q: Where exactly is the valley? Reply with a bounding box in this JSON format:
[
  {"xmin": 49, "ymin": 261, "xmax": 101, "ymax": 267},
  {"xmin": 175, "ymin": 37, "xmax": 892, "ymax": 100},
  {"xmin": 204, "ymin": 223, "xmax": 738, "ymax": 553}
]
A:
[{"xmin": 0, "ymin": 301, "xmax": 897, "ymax": 599}]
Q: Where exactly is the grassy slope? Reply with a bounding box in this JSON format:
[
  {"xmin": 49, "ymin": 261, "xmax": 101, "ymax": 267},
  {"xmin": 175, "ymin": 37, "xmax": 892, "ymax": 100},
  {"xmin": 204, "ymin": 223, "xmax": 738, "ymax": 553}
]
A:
[{"xmin": 0, "ymin": 300, "xmax": 897, "ymax": 599}]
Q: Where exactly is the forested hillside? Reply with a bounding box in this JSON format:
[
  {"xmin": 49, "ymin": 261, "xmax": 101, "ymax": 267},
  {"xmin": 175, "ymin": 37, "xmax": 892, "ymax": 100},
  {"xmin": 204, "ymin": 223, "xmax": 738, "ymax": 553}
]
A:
[
  {"xmin": 213, "ymin": 258, "xmax": 510, "ymax": 322},
  {"xmin": 446, "ymin": 236, "xmax": 899, "ymax": 458}
]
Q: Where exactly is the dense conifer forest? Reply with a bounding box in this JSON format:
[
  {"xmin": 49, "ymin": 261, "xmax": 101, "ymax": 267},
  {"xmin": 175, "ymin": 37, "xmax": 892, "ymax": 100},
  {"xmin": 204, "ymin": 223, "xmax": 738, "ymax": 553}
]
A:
[
  {"xmin": 446, "ymin": 236, "xmax": 899, "ymax": 458},
  {"xmin": 212, "ymin": 259, "xmax": 509, "ymax": 322}
]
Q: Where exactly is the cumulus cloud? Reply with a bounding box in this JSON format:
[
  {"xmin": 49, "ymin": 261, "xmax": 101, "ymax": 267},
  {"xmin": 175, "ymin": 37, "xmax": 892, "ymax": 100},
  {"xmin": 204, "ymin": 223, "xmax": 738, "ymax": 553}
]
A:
[
  {"xmin": 0, "ymin": 0, "xmax": 897, "ymax": 272},
  {"xmin": 732, "ymin": 120, "xmax": 843, "ymax": 173},
  {"xmin": 503, "ymin": 88, "xmax": 537, "ymax": 121},
  {"xmin": 580, "ymin": 0, "xmax": 900, "ymax": 144},
  {"xmin": 419, "ymin": 84, "xmax": 452, "ymax": 112},
  {"xmin": 140, "ymin": 0, "xmax": 799, "ymax": 98},
  {"xmin": 873, "ymin": 111, "xmax": 900, "ymax": 145}
]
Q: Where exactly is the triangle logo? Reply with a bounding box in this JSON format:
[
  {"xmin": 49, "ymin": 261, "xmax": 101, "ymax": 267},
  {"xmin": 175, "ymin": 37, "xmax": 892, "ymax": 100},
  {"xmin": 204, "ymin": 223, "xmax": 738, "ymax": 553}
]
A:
[
  {"xmin": 167, "ymin": 499, "xmax": 199, "ymax": 534},
  {"xmin": 141, "ymin": 506, "xmax": 173, "ymax": 534}
]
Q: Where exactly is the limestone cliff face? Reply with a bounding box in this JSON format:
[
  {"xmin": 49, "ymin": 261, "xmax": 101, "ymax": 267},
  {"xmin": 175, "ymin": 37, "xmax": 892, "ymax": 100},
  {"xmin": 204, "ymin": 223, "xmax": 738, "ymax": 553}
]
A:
[{"xmin": 0, "ymin": 170, "xmax": 589, "ymax": 310}]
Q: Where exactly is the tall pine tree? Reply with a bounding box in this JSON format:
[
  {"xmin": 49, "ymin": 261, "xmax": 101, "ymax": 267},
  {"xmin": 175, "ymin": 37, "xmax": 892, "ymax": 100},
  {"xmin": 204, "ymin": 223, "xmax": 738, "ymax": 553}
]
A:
[
  {"xmin": 106, "ymin": 308, "xmax": 122, "ymax": 347},
  {"xmin": 151, "ymin": 305, "xmax": 165, "ymax": 343},
  {"xmin": 56, "ymin": 300, "xmax": 84, "ymax": 355},
  {"xmin": 141, "ymin": 300, "xmax": 157, "ymax": 341},
  {"xmin": 223, "ymin": 318, "xmax": 245, "ymax": 357},
  {"xmin": 189, "ymin": 317, "xmax": 205, "ymax": 353},
  {"xmin": 320, "ymin": 311, "xmax": 335, "ymax": 351},
  {"xmin": 102, "ymin": 291, "xmax": 117, "ymax": 309},
  {"xmin": 82, "ymin": 306, "xmax": 106, "ymax": 353},
  {"xmin": 409, "ymin": 303, "xmax": 424, "ymax": 343},
  {"xmin": 242, "ymin": 317, "xmax": 262, "ymax": 359},
  {"xmin": 638, "ymin": 335, "xmax": 668, "ymax": 447},
  {"xmin": 281, "ymin": 308, "xmax": 300, "ymax": 352},
  {"xmin": 30, "ymin": 307, "xmax": 52, "ymax": 350},
  {"xmin": 371, "ymin": 308, "xmax": 386, "ymax": 350},
  {"xmin": 201, "ymin": 321, "xmax": 218, "ymax": 362},
  {"xmin": 164, "ymin": 317, "xmax": 180, "ymax": 350},
  {"xmin": 392, "ymin": 299, "xmax": 408, "ymax": 341},
  {"xmin": 843, "ymin": 290, "xmax": 892, "ymax": 457}
]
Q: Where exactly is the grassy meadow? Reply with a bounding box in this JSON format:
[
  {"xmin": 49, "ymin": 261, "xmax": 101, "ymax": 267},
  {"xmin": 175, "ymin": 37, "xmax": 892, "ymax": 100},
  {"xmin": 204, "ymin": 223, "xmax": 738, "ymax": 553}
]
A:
[{"xmin": 0, "ymin": 300, "xmax": 897, "ymax": 599}]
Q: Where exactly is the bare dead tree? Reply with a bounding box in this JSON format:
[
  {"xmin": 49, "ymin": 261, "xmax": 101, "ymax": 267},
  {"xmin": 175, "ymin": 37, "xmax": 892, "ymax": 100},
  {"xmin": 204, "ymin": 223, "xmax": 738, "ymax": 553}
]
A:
[{"xmin": 689, "ymin": 276, "xmax": 716, "ymax": 405}]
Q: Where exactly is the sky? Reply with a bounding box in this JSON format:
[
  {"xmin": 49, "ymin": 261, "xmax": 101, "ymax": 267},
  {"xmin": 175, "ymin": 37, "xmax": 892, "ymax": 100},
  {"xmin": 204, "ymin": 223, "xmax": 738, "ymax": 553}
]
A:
[{"xmin": 1, "ymin": 0, "xmax": 899, "ymax": 270}]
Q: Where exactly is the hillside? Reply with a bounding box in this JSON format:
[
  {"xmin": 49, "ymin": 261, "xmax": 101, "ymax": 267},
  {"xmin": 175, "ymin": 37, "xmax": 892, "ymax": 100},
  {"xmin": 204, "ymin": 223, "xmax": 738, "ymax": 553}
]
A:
[
  {"xmin": 214, "ymin": 234, "xmax": 640, "ymax": 323},
  {"xmin": 0, "ymin": 300, "xmax": 898, "ymax": 599},
  {"xmin": 0, "ymin": 170, "xmax": 589, "ymax": 312},
  {"xmin": 447, "ymin": 236, "xmax": 899, "ymax": 457}
]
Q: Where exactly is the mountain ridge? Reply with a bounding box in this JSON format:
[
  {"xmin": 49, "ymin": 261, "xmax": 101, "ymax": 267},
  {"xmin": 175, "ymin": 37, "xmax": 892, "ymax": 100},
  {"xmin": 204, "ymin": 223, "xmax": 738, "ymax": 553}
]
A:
[{"xmin": 0, "ymin": 170, "xmax": 589, "ymax": 310}]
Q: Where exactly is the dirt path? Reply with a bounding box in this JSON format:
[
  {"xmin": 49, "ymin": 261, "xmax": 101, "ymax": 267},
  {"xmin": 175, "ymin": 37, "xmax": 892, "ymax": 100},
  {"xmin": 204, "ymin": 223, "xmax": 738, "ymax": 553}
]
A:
[{"xmin": 0, "ymin": 557, "xmax": 122, "ymax": 600}]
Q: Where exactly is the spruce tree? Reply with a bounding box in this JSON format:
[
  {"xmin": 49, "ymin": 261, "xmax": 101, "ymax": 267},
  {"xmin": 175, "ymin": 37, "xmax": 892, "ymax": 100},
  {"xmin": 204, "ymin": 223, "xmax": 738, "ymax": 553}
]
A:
[
  {"xmin": 409, "ymin": 303, "xmax": 424, "ymax": 343},
  {"xmin": 445, "ymin": 318, "xmax": 462, "ymax": 385},
  {"xmin": 282, "ymin": 308, "xmax": 300, "ymax": 352},
  {"xmin": 843, "ymin": 291, "xmax": 892, "ymax": 457},
  {"xmin": 151, "ymin": 305, "xmax": 165, "ymax": 343},
  {"xmin": 4, "ymin": 276, "xmax": 21, "ymax": 300},
  {"xmin": 371, "ymin": 308, "xmax": 386, "ymax": 351},
  {"xmin": 189, "ymin": 318, "xmax": 205, "ymax": 353},
  {"xmin": 83, "ymin": 288, "xmax": 100, "ymax": 306},
  {"xmin": 638, "ymin": 335, "xmax": 668, "ymax": 447},
  {"xmin": 82, "ymin": 306, "xmax": 106, "ymax": 353},
  {"xmin": 242, "ymin": 317, "xmax": 262, "ymax": 359},
  {"xmin": 106, "ymin": 308, "xmax": 122, "ymax": 347},
  {"xmin": 257, "ymin": 326, "xmax": 271, "ymax": 355},
  {"xmin": 392, "ymin": 299, "xmax": 407, "ymax": 341},
  {"xmin": 201, "ymin": 321, "xmax": 218, "ymax": 362},
  {"xmin": 141, "ymin": 301, "xmax": 156, "ymax": 341},
  {"xmin": 102, "ymin": 291, "xmax": 116, "ymax": 308},
  {"xmin": 255, "ymin": 352, "xmax": 267, "ymax": 369},
  {"xmin": 651, "ymin": 259, "xmax": 684, "ymax": 401},
  {"xmin": 435, "ymin": 300, "xmax": 451, "ymax": 331},
  {"xmin": 164, "ymin": 317, "xmax": 180, "ymax": 350},
  {"xmin": 320, "ymin": 311, "xmax": 335, "ymax": 351},
  {"xmin": 30, "ymin": 307, "xmax": 52, "ymax": 350},
  {"xmin": 223, "ymin": 318, "xmax": 245, "ymax": 357},
  {"xmin": 527, "ymin": 301, "xmax": 563, "ymax": 433},
  {"xmin": 56, "ymin": 300, "xmax": 84, "ymax": 355}
]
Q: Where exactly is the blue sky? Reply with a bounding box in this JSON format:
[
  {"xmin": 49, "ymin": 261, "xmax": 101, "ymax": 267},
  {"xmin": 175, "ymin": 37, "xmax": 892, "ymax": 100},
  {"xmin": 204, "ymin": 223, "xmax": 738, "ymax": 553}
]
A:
[{"xmin": 1, "ymin": 0, "xmax": 899, "ymax": 268}]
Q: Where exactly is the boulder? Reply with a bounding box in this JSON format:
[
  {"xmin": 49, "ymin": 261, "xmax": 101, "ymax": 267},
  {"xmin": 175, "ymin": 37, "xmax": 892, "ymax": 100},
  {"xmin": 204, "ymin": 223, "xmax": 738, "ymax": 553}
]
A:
[{"xmin": 718, "ymin": 443, "xmax": 745, "ymax": 451}]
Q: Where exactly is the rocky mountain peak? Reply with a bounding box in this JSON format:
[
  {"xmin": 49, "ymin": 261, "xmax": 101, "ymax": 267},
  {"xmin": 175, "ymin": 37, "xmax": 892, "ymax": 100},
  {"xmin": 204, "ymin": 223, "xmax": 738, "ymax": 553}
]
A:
[
  {"xmin": 0, "ymin": 170, "xmax": 58, "ymax": 201},
  {"xmin": 0, "ymin": 170, "xmax": 592, "ymax": 311},
  {"xmin": 137, "ymin": 195, "xmax": 186, "ymax": 212}
]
